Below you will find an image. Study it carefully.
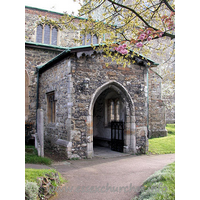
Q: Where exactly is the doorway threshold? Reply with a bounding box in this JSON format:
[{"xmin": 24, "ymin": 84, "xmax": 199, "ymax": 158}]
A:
[{"xmin": 93, "ymin": 146, "xmax": 130, "ymax": 159}]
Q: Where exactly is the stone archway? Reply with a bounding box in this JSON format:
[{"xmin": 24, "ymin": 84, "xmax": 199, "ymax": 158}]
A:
[{"xmin": 86, "ymin": 80, "xmax": 136, "ymax": 158}]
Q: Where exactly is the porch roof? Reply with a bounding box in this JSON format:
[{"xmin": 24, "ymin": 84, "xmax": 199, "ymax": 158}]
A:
[{"xmin": 25, "ymin": 42, "xmax": 159, "ymax": 73}]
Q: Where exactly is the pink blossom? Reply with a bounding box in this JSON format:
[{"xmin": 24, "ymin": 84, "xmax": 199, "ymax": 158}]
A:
[
  {"xmin": 146, "ymin": 30, "xmax": 151, "ymax": 35},
  {"xmin": 120, "ymin": 49, "xmax": 128, "ymax": 55},
  {"xmin": 136, "ymin": 42, "xmax": 143, "ymax": 47},
  {"xmin": 147, "ymin": 36, "xmax": 152, "ymax": 41},
  {"xmin": 139, "ymin": 33, "xmax": 146, "ymax": 40},
  {"xmin": 115, "ymin": 44, "xmax": 128, "ymax": 55},
  {"xmin": 159, "ymin": 32, "xmax": 164, "ymax": 37},
  {"xmin": 122, "ymin": 43, "xmax": 127, "ymax": 48}
]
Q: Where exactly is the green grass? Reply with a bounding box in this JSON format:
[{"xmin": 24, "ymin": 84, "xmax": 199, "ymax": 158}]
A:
[
  {"xmin": 25, "ymin": 168, "xmax": 66, "ymax": 199},
  {"xmin": 134, "ymin": 162, "xmax": 175, "ymax": 200},
  {"xmin": 25, "ymin": 168, "xmax": 66, "ymax": 184},
  {"xmin": 25, "ymin": 145, "xmax": 52, "ymax": 165},
  {"xmin": 148, "ymin": 124, "xmax": 175, "ymax": 154}
]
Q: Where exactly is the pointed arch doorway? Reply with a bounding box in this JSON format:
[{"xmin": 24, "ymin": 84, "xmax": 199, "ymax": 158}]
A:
[{"xmin": 86, "ymin": 81, "xmax": 136, "ymax": 158}]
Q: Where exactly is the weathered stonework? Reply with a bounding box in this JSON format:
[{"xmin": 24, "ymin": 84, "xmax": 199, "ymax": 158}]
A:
[
  {"xmin": 25, "ymin": 6, "xmax": 84, "ymax": 47},
  {"xmin": 25, "ymin": 6, "xmax": 168, "ymax": 159},
  {"xmin": 25, "ymin": 46, "xmax": 61, "ymax": 132},
  {"xmin": 36, "ymin": 49, "xmax": 163, "ymax": 158},
  {"xmin": 148, "ymin": 70, "xmax": 168, "ymax": 138},
  {"xmin": 90, "ymin": 2, "xmax": 175, "ymax": 125}
]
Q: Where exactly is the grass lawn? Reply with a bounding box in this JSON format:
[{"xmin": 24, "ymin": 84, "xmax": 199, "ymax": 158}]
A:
[
  {"xmin": 148, "ymin": 124, "xmax": 175, "ymax": 154},
  {"xmin": 25, "ymin": 168, "xmax": 66, "ymax": 199},
  {"xmin": 25, "ymin": 168, "xmax": 65, "ymax": 184},
  {"xmin": 133, "ymin": 162, "xmax": 175, "ymax": 200},
  {"xmin": 25, "ymin": 145, "xmax": 52, "ymax": 165}
]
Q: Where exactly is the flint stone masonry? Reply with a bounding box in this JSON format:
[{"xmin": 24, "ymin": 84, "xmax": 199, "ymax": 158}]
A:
[
  {"xmin": 36, "ymin": 49, "xmax": 165, "ymax": 158},
  {"xmin": 148, "ymin": 70, "xmax": 168, "ymax": 138},
  {"xmin": 25, "ymin": 7, "xmax": 80, "ymax": 47},
  {"xmin": 90, "ymin": 2, "xmax": 175, "ymax": 125},
  {"xmin": 25, "ymin": 47, "xmax": 60, "ymax": 132},
  {"xmin": 25, "ymin": 6, "xmax": 168, "ymax": 159}
]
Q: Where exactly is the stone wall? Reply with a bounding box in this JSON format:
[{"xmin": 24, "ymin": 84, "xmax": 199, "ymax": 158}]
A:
[
  {"xmin": 38, "ymin": 57, "xmax": 75, "ymax": 157},
  {"xmin": 145, "ymin": 37, "xmax": 175, "ymax": 124},
  {"xmin": 25, "ymin": 46, "xmax": 60, "ymax": 131},
  {"xmin": 71, "ymin": 52, "xmax": 148, "ymax": 147},
  {"xmin": 148, "ymin": 69, "xmax": 168, "ymax": 138},
  {"xmin": 25, "ymin": 6, "xmax": 81, "ymax": 47},
  {"xmin": 89, "ymin": 2, "xmax": 175, "ymax": 124},
  {"xmin": 38, "ymin": 50, "xmax": 150, "ymax": 158},
  {"xmin": 25, "ymin": 6, "xmax": 168, "ymax": 158}
]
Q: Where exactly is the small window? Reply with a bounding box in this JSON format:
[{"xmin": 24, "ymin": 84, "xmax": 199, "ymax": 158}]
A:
[
  {"xmin": 81, "ymin": 34, "xmax": 85, "ymax": 45},
  {"xmin": 115, "ymin": 100, "xmax": 120, "ymax": 121},
  {"xmin": 80, "ymin": 33, "xmax": 98, "ymax": 45},
  {"xmin": 51, "ymin": 27, "xmax": 58, "ymax": 45},
  {"xmin": 44, "ymin": 25, "xmax": 50, "ymax": 44},
  {"xmin": 36, "ymin": 25, "xmax": 43, "ymax": 43},
  {"xmin": 36, "ymin": 24, "xmax": 58, "ymax": 45},
  {"xmin": 47, "ymin": 92, "xmax": 56, "ymax": 123},
  {"xmin": 93, "ymin": 34, "xmax": 98, "ymax": 44},
  {"xmin": 86, "ymin": 34, "xmax": 91, "ymax": 45},
  {"xmin": 106, "ymin": 99, "xmax": 120, "ymax": 126}
]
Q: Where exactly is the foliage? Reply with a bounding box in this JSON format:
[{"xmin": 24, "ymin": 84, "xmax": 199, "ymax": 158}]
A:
[
  {"xmin": 38, "ymin": 0, "xmax": 175, "ymax": 110},
  {"xmin": 25, "ymin": 169, "xmax": 66, "ymax": 199},
  {"xmin": 25, "ymin": 169, "xmax": 59, "ymax": 183},
  {"xmin": 25, "ymin": 145, "xmax": 52, "ymax": 165},
  {"xmin": 25, "ymin": 181, "xmax": 39, "ymax": 200},
  {"xmin": 148, "ymin": 124, "xmax": 175, "ymax": 154},
  {"xmin": 39, "ymin": 0, "xmax": 174, "ymax": 65},
  {"xmin": 133, "ymin": 162, "xmax": 175, "ymax": 200}
]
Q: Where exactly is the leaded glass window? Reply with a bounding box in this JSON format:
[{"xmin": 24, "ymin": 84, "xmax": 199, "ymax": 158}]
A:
[
  {"xmin": 36, "ymin": 24, "xmax": 43, "ymax": 43},
  {"xmin": 44, "ymin": 25, "xmax": 50, "ymax": 44},
  {"xmin": 51, "ymin": 27, "xmax": 58, "ymax": 45}
]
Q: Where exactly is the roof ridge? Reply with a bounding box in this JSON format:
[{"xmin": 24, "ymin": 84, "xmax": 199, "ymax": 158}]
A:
[{"xmin": 25, "ymin": 5, "xmax": 87, "ymax": 20}]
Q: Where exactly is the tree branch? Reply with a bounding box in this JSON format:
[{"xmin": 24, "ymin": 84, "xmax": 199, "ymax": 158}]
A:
[
  {"xmin": 107, "ymin": 0, "xmax": 153, "ymax": 28},
  {"xmin": 162, "ymin": 0, "xmax": 175, "ymax": 12},
  {"xmin": 107, "ymin": 0, "xmax": 175, "ymax": 39}
]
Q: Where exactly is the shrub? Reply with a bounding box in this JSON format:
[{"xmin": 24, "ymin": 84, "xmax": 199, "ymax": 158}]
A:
[
  {"xmin": 25, "ymin": 181, "xmax": 39, "ymax": 200},
  {"xmin": 25, "ymin": 169, "xmax": 66, "ymax": 199},
  {"xmin": 133, "ymin": 162, "xmax": 175, "ymax": 200}
]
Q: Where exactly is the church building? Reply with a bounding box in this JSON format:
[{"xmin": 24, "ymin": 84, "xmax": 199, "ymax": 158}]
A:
[{"xmin": 25, "ymin": 6, "xmax": 167, "ymax": 159}]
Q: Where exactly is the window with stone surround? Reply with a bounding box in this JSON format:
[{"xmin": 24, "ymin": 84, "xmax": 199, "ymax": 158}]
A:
[
  {"xmin": 47, "ymin": 92, "xmax": 56, "ymax": 123},
  {"xmin": 105, "ymin": 99, "xmax": 120, "ymax": 126},
  {"xmin": 81, "ymin": 33, "xmax": 98, "ymax": 45},
  {"xmin": 36, "ymin": 24, "xmax": 58, "ymax": 45}
]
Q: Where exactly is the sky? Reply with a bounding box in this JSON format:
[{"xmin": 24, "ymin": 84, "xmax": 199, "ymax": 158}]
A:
[{"xmin": 25, "ymin": 0, "xmax": 81, "ymax": 15}]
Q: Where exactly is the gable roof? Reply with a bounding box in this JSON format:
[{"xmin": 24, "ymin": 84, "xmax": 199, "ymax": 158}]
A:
[
  {"xmin": 25, "ymin": 42, "xmax": 159, "ymax": 73},
  {"xmin": 25, "ymin": 5, "xmax": 87, "ymax": 20},
  {"xmin": 25, "ymin": 6, "xmax": 159, "ymax": 70}
]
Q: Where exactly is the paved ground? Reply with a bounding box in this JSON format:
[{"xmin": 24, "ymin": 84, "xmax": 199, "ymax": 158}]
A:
[{"xmin": 25, "ymin": 148, "xmax": 175, "ymax": 200}]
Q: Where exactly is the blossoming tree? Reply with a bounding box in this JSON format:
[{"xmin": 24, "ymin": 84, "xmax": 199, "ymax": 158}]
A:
[
  {"xmin": 79, "ymin": 1, "xmax": 172, "ymax": 62},
  {"xmin": 40, "ymin": 0, "xmax": 175, "ymax": 120},
  {"xmin": 40, "ymin": 0, "xmax": 174, "ymax": 66}
]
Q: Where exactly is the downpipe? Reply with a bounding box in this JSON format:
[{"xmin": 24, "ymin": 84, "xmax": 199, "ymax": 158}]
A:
[{"xmin": 36, "ymin": 68, "xmax": 40, "ymax": 131}]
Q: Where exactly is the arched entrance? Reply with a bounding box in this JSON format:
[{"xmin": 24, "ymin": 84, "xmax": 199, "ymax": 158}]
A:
[{"xmin": 86, "ymin": 81, "xmax": 136, "ymax": 158}]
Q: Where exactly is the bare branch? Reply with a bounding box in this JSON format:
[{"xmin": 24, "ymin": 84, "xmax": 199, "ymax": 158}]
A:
[
  {"xmin": 107, "ymin": 0, "xmax": 174, "ymax": 39},
  {"xmin": 162, "ymin": 0, "xmax": 175, "ymax": 12}
]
